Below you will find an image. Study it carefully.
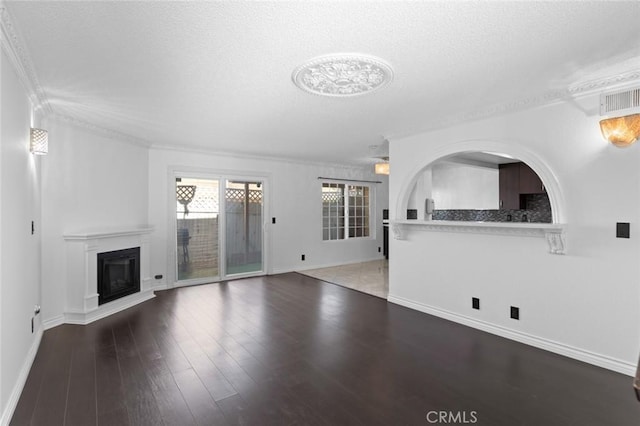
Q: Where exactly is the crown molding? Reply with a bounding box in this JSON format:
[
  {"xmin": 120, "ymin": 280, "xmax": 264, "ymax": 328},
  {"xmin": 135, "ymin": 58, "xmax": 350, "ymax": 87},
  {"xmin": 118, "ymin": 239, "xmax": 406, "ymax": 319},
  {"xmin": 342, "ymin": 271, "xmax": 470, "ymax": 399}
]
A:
[
  {"xmin": 47, "ymin": 112, "xmax": 370, "ymax": 170},
  {"xmin": 46, "ymin": 65, "xmax": 640, "ymax": 165},
  {"xmin": 46, "ymin": 65, "xmax": 640, "ymax": 158},
  {"xmin": 50, "ymin": 113, "xmax": 368, "ymax": 170},
  {"xmin": 390, "ymin": 67, "xmax": 640, "ymax": 141},
  {"xmin": 0, "ymin": 1, "xmax": 51, "ymax": 113},
  {"xmin": 567, "ymin": 68, "xmax": 640, "ymax": 97},
  {"xmin": 150, "ymin": 142, "xmax": 371, "ymax": 171},
  {"xmin": 2, "ymin": 0, "xmax": 637, "ymax": 163},
  {"xmin": 389, "ymin": 89, "xmax": 565, "ymax": 140},
  {"xmin": 47, "ymin": 113, "xmax": 152, "ymax": 148},
  {"xmin": 455, "ymin": 89, "xmax": 566, "ymax": 123}
]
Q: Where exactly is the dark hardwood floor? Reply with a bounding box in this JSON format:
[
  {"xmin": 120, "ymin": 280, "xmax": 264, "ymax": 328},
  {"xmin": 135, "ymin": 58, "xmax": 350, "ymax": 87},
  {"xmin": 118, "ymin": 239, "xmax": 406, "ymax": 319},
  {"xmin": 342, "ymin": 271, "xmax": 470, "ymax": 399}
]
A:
[{"xmin": 11, "ymin": 273, "xmax": 640, "ymax": 425}]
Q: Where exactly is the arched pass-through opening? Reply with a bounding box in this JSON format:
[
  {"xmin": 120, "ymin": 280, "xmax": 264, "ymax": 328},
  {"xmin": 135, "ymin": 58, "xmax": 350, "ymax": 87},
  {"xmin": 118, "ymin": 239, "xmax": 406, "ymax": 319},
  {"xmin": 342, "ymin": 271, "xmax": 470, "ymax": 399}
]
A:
[
  {"xmin": 392, "ymin": 140, "xmax": 567, "ymax": 254},
  {"xmin": 395, "ymin": 140, "xmax": 566, "ymax": 224}
]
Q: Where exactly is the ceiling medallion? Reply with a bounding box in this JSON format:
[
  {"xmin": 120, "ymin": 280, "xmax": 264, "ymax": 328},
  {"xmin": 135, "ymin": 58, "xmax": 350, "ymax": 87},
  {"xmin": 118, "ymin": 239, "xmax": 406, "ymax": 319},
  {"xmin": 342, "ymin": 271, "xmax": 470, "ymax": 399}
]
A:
[{"xmin": 292, "ymin": 54, "xmax": 394, "ymax": 97}]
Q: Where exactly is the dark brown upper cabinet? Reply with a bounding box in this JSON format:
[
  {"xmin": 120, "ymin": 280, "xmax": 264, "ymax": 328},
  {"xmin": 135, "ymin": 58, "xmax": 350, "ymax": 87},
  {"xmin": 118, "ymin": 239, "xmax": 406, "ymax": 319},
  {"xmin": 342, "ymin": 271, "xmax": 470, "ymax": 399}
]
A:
[
  {"xmin": 518, "ymin": 163, "xmax": 546, "ymax": 194},
  {"xmin": 499, "ymin": 162, "xmax": 545, "ymax": 210},
  {"xmin": 499, "ymin": 163, "xmax": 520, "ymax": 210}
]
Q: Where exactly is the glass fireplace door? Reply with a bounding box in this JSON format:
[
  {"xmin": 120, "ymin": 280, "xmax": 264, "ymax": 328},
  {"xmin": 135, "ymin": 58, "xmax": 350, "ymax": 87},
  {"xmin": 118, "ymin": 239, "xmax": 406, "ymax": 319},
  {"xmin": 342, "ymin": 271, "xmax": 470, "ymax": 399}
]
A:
[{"xmin": 176, "ymin": 177, "xmax": 220, "ymax": 282}]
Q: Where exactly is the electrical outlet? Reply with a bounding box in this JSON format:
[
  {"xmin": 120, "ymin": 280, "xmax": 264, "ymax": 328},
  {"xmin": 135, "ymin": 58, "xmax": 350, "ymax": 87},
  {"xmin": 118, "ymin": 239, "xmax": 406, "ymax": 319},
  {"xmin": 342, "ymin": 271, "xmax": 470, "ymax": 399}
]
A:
[
  {"xmin": 301, "ymin": 254, "xmax": 305, "ymax": 261},
  {"xmin": 616, "ymin": 222, "xmax": 630, "ymax": 238},
  {"xmin": 472, "ymin": 297, "xmax": 480, "ymax": 310},
  {"xmin": 510, "ymin": 306, "xmax": 520, "ymax": 320}
]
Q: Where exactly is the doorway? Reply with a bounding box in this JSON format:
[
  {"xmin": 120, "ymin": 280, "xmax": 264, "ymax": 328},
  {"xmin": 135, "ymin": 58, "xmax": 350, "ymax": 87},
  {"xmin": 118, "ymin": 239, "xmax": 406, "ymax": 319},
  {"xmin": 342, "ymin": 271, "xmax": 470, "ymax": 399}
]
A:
[{"xmin": 174, "ymin": 175, "xmax": 266, "ymax": 285}]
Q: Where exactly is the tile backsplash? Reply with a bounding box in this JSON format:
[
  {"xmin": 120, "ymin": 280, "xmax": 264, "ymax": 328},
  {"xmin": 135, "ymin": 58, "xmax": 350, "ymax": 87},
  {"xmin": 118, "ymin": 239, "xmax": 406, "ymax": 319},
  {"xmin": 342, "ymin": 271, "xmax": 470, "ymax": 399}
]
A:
[{"xmin": 432, "ymin": 194, "xmax": 552, "ymax": 223}]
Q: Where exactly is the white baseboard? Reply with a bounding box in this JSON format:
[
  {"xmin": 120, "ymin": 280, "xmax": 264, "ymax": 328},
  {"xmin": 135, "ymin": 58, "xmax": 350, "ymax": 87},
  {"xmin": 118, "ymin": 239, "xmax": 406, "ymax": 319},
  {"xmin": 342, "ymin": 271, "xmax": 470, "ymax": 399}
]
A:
[
  {"xmin": 42, "ymin": 314, "xmax": 65, "ymax": 330},
  {"xmin": 64, "ymin": 290, "xmax": 155, "ymax": 325},
  {"xmin": 387, "ymin": 294, "xmax": 636, "ymax": 377},
  {"xmin": 43, "ymin": 290, "xmax": 156, "ymax": 328},
  {"xmin": 1, "ymin": 327, "xmax": 43, "ymax": 426},
  {"xmin": 3, "ymin": 291, "xmax": 156, "ymax": 423}
]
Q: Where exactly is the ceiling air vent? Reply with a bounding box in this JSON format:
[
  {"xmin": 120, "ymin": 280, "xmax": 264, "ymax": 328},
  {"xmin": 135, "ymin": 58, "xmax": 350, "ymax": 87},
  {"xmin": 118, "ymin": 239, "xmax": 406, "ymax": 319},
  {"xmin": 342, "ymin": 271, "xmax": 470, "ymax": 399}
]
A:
[{"xmin": 600, "ymin": 87, "xmax": 640, "ymax": 116}]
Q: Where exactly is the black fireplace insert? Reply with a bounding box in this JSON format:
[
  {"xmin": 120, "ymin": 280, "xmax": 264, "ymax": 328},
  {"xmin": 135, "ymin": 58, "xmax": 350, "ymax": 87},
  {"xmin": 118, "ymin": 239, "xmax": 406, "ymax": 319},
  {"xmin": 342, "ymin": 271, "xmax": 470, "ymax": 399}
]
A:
[{"xmin": 97, "ymin": 247, "xmax": 140, "ymax": 305}]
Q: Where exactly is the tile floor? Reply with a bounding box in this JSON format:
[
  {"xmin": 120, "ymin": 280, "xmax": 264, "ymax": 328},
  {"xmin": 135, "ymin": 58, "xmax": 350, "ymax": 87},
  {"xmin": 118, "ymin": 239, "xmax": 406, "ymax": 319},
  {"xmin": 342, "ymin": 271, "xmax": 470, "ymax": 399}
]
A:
[{"xmin": 298, "ymin": 259, "xmax": 389, "ymax": 298}]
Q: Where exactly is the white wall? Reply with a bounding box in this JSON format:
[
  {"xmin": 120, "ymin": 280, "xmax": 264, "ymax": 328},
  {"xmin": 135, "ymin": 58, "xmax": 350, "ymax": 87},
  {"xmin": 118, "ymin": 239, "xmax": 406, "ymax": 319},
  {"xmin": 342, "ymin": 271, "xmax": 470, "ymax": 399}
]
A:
[
  {"xmin": 432, "ymin": 161, "xmax": 499, "ymax": 210},
  {"xmin": 36, "ymin": 119, "xmax": 388, "ymax": 320},
  {"xmin": 389, "ymin": 91, "xmax": 640, "ymax": 374},
  {"xmin": 148, "ymin": 148, "xmax": 386, "ymax": 287},
  {"xmin": 40, "ymin": 120, "xmax": 149, "ymax": 326},
  {"xmin": 0, "ymin": 50, "xmax": 41, "ymax": 422}
]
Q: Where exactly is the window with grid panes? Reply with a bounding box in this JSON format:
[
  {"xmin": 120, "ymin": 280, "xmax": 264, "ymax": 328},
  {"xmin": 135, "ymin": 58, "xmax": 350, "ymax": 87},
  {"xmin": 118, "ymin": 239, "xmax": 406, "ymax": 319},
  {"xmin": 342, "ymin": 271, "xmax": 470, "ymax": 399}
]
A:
[{"xmin": 322, "ymin": 183, "xmax": 370, "ymax": 240}]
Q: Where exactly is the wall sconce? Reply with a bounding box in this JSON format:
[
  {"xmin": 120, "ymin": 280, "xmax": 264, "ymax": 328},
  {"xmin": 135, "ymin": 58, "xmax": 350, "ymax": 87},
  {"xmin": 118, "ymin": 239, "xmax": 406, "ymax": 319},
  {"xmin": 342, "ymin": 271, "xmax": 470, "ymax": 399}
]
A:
[
  {"xmin": 374, "ymin": 161, "xmax": 389, "ymax": 175},
  {"xmin": 30, "ymin": 128, "xmax": 48, "ymax": 155},
  {"xmin": 374, "ymin": 156, "xmax": 389, "ymax": 175},
  {"xmin": 600, "ymin": 114, "xmax": 640, "ymax": 147}
]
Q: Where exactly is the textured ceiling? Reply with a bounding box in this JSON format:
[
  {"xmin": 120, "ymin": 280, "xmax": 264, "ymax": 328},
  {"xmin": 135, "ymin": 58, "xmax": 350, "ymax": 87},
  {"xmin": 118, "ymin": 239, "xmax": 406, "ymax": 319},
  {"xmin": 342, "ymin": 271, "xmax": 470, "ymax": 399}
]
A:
[{"xmin": 4, "ymin": 1, "xmax": 640, "ymax": 164}]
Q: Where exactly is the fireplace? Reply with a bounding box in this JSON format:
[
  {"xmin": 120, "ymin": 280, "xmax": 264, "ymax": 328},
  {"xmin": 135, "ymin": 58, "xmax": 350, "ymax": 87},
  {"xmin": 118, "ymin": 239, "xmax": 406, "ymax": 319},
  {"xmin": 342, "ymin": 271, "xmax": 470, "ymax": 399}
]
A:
[
  {"xmin": 97, "ymin": 247, "xmax": 140, "ymax": 305},
  {"xmin": 62, "ymin": 227, "xmax": 154, "ymax": 325}
]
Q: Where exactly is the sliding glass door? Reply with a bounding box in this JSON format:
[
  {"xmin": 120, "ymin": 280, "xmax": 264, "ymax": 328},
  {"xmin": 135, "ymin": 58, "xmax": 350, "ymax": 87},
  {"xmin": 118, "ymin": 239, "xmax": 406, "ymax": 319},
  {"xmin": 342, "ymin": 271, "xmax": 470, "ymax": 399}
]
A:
[
  {"xmin": 175, "ymin": 175, "xmax": 265, "ymax": 284},
  {"xmin": 176, "ymin": 177, "xmax": 220, "ymax": 282},
  {"xmin": 225, "ymin": 180, "xmax": 263, "ymax": 275}
]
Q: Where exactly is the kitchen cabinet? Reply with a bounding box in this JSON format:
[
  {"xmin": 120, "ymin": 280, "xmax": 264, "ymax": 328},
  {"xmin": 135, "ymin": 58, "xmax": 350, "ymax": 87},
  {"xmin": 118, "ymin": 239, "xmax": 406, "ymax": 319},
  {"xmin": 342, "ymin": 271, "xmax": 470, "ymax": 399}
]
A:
[
  {"xmin": 519, "ymin": 163, "xmax": 546, "ymax": 194},
  {"xmin": 499, "ymin": 163, "xmax": 520, "ymax": 209},
  {"xmin": 499, "ymin": 162, "xmax": 545, "ymax": 210}
]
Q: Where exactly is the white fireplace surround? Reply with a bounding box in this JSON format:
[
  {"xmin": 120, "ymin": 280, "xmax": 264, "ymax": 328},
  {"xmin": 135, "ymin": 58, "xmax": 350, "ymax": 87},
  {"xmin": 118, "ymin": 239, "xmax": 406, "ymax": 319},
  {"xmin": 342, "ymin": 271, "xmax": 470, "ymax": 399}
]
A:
[{"xmin": 62, "ymin": 226, "xmax": 154, "ymax": 325}]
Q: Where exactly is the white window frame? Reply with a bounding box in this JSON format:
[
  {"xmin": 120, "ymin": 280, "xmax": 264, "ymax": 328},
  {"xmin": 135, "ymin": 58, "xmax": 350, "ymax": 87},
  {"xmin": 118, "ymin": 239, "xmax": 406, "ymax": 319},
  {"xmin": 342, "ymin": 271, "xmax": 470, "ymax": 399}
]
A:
[{"xmin": 321, "ymin": 181, "xmax": 373, "ymax": 241}]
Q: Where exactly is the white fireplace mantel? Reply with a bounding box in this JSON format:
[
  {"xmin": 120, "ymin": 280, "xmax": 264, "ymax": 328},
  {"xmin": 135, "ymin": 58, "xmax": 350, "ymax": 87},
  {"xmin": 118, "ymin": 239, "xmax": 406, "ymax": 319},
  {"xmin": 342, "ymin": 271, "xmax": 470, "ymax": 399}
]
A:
[
  {"xmin": 63, "ymin": 226, "xmax": 155, "ymax": 325},
  {"xmin": 63, "ymin": 226, "xmax": 154, "ymax": 241}
]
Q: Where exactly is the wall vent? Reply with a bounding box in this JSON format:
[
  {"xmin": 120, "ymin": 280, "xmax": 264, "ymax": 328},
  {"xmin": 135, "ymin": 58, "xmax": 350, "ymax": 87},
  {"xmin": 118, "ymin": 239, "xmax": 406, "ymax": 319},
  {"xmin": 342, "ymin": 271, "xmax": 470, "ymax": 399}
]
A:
[{"xmin": 600, "ymin": 87, "xmax": 640, "ymax": 116}]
